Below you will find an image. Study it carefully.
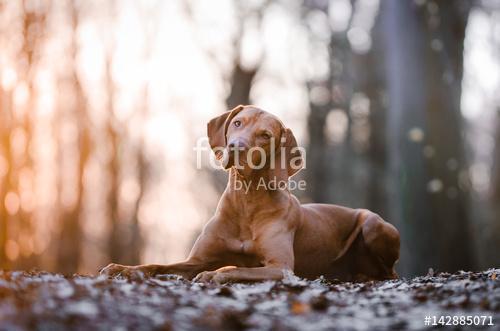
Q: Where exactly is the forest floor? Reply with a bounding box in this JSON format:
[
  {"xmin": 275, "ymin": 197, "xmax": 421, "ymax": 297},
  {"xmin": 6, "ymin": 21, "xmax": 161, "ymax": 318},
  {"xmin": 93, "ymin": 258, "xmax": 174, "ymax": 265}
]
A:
[{"xmin": 0, "ymin": 269, "xmax": 498, "ymax": 331}]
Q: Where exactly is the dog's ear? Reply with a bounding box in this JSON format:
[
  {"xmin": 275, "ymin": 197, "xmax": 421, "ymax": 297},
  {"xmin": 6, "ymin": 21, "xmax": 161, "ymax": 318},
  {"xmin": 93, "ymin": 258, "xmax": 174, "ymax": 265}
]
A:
[
  {"xmin": 207, "ymin": 105, "xmax": 245, "ymax": 159},
  {"xmin": 281, "ymin": 128, "xmax": 304, "ymax": 177},
  {"xmin": 272, "ymin": 127, "xmax": 304, "ymax": 180}
]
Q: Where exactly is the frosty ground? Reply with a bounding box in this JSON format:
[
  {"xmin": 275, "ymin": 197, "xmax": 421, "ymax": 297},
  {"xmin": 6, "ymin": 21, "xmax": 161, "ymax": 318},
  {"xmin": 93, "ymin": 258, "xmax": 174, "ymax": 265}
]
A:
[{"xmin": 0, "ymin": 269, "xmax": 498, "ymax": 331}]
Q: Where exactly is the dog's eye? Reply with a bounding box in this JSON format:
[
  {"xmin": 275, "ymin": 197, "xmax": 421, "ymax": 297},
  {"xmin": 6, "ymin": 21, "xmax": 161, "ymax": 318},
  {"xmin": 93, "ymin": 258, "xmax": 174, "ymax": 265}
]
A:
[
  {"xmin": 261, "ymin": 132, "xmax": 272, "ymax": 140},
  {"xmin": 234, "ymin": 120, "xmax": 242, "ymax": 128}
]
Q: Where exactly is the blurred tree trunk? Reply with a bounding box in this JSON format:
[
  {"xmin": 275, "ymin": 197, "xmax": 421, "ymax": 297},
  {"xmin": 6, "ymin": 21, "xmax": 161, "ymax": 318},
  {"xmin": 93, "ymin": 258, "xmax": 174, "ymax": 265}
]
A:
[
  {"xmin": 104, "ymin": 54, "xmax": 123, "ymax": 264},
  {"xmin": 118, "ymin": 85, "xmax": 149, "ymax": 265},
  {"xmin": 381, "ymin": 0, "xmax": 473, "ymax": 276},
  {"xmin": 489, "ymin": 108, "xmax": 500, "ymax": 266},
  {"xmin": 0, "ymin": 88, "xmax": 13, "ymax": 267},
  {"xmin": 224, "ymin": 1, "xmax": 270, "ymax": 110},
  {"xmin": 57, "ymin": 1, "xmax": 88, "ymax": 274},
  {"xmin": 363, "ymin": 31, "xmax": 387, "ymax": 218},
  {"xmin": 15, "ymin": 0, "xmax": 47, "ymax": 269},
  {"xmin": 124, "ymin": 141, "xmax": 145, "ymax": 266},
  {"xmin": 486, "ymin": 2, "xmax": 500, "ymax": 269},
  {"xmin": 303, "ymin": 0, "xmax": 334, "ymax": 203},
  {"xmin": 123, "ymin": 87, "xmax": 150, "ymax": 266},
  {"xmin": 0, "ymin": 0, "xmax": 47, "ymax": 269},
  {"xmin": 352, "ymin": 14, "xmax": 388, "ymax": 218},
  {"xmin": 226, "ymin": 63, "xmax": 257, "ymax": 109},
  {"xmin": 306, "ymin": 85, "xmax": 329, "ymax": 203},
  {"xmin": 305, "ymin": 1, "xmax": 358, "ymax": 205}
]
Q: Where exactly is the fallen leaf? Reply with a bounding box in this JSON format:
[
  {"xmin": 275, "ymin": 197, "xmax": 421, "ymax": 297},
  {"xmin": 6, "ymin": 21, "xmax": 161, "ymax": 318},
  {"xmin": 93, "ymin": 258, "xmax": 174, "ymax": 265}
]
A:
[{"xmin": 290, "ymin": 301, "xmax": 311, "ymax": 315}]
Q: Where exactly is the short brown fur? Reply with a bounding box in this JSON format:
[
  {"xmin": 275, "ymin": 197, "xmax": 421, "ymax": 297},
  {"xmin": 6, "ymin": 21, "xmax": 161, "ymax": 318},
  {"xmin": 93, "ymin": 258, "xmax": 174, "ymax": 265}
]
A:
[{"xmin": 100, "ymin": 105, "xmax": 400, "ymax": 283}]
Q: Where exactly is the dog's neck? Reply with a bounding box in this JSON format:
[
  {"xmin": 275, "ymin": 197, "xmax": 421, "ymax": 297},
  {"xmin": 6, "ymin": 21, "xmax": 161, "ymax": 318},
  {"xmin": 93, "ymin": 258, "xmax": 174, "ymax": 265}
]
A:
[{"xmin": 222, "ymin": 167, "xmax": 290, "ymax": 215}]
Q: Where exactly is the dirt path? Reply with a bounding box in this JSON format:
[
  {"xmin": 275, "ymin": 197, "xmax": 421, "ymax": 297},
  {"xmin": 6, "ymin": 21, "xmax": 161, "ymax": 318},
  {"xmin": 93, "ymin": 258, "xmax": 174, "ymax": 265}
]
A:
[{"xmin": 0, "ymin": 269, "xmax": 498, "ymax": 330}]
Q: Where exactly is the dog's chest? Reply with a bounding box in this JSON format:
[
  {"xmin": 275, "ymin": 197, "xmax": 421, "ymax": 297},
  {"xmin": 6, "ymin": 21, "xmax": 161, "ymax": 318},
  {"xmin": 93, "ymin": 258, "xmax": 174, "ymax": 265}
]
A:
[
  {"xmin": 225, "ymin": 214, "xmax": 263, "ymax": 255},
  {"xmin": 226, "ymin": 238, "xmax": 257, "ymax": 255}
]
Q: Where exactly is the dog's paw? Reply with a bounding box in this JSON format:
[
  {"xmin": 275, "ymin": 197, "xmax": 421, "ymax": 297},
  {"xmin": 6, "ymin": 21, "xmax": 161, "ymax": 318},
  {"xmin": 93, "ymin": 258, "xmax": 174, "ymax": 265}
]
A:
[
  {"xmin": 194, "ymin": 270, "xmax": 229, "ymax": 284},
  {"xmin": 194, "ymin": 266, "xmax": 239, "ymax": 284},
  {"xmin": 99, "ymin": 263, "xmax": 141, "ymax": 278},
  {"xmin": 193, "ymin": 270, "xmax": 216, "ymax": 283}
]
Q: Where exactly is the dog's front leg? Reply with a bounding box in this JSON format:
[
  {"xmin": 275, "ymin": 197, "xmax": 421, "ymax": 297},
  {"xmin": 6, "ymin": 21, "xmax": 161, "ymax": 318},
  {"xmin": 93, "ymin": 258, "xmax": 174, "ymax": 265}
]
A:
[
  {"xmin": 194, "ymin": 265, "xmax": 289, "ymax": 283},
  {"xmin": 194, "ymin": 227, "xmax": 295, "ymax": 283},
  {"xmin": 100, "ymin": 222, "xmax": 225, "ymax": 279},
  {"xmin": 100, "ymin": 259, "xmax": 216, "ymax": 279}
]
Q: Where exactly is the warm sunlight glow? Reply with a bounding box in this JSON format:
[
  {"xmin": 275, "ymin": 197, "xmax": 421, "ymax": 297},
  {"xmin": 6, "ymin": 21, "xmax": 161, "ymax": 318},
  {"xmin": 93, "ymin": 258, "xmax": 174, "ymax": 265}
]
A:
[{"xmin": 0, "ymin": 0, "xmax": 498, "ymax": 277}]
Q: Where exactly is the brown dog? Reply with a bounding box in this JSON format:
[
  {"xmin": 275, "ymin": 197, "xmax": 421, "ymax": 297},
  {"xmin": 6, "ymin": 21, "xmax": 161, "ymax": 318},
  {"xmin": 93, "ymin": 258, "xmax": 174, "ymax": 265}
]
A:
[{"xmin": 100, "ymin": 105, "xmax": 400, "ymax": 283}]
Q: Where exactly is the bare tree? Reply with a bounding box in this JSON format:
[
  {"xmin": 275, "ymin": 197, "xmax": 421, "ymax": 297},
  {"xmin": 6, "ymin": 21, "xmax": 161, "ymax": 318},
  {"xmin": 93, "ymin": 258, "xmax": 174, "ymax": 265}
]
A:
[
  {"xmin": 0, "ymin": 85, "xmax": 13, "ymax": 267},
  {"xmin": 56, "ymin": 0, "xmax": 89, "ymax": 274},
  {"xmin": 0, "ymin": 0, "xmax": 48, "ymax": 269},
  {"xmin": 488, "ymin": 107, "xmax": 500, "ymax": 266},
  {"xmin": 381, "ymin": 0, "xmax": 473, "ymax": 276},
  {"xmin": 303, "ymin": 0, "xmax": 360, "ymax": 205},
  {"xmin": 225, "ymin": 2, "xmax": 270, "ymax": 109}
]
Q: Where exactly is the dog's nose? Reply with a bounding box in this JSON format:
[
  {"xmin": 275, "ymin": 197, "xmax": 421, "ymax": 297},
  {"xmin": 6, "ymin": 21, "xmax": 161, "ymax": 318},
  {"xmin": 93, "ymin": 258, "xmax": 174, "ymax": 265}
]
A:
[{"xmin": 228, "ymin": 139, "xmax": 249, "ymax": 151}]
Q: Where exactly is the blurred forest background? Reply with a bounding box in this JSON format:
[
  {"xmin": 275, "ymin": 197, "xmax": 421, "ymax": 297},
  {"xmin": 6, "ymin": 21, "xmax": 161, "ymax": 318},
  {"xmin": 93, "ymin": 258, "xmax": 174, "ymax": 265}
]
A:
[{"xmin": 0, "ymin": 0, "xmax": 499, "ymax": 278}]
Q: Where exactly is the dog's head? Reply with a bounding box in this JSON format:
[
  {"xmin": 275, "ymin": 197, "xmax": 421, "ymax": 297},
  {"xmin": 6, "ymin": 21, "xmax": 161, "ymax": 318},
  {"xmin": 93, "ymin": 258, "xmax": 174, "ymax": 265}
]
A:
[{"xmin": 207, "ymin": 105, "xmax": 303, "ymax": 179}]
